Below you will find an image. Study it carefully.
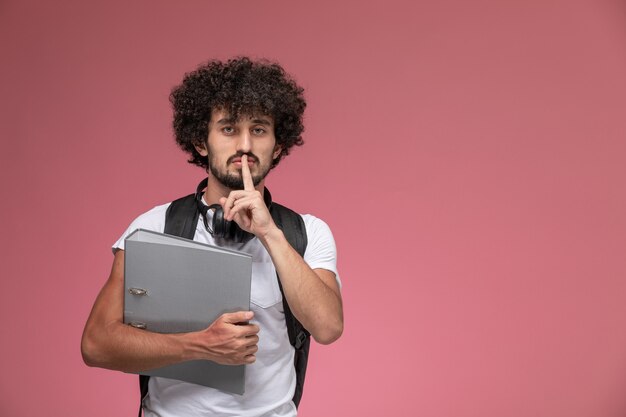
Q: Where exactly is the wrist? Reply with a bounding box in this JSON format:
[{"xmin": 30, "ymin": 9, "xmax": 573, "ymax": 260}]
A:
[
  {"xmin": 258, "ymin": 225, "xmax": 285, "ymax": 247},
  {"xmin": 180, "ymin": 331, "xmax": 211, "ymax": 362}
]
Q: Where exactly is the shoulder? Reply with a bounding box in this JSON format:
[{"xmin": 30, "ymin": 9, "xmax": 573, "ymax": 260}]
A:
[
  {"xmin": 128, "ymin": 202, "xmax": 172, "ymax": 232},
  {"xmin": 300, "ymin": 214, "xmax": 333, "ymax": 239},
  {"xmin": 298, "ymin": 213, "xmax": 341, "ymax": 287},
  {"xmin": 270, "ymin": 204, "xmax": 333, "ymax": 241},
  {"xmin": 112, "ymin": 202, "xmax": 172, "ymax": 251}
]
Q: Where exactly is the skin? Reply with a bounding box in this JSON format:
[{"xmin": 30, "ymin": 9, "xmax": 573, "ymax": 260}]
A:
[{"xmin": 81, "ymin": 110, "xmax": 343, "ymax": 373}]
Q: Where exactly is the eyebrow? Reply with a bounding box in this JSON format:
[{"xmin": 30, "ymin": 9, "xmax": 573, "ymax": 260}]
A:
[
  {"xmin": 215, "ymin": 118, "xmax": 236, "ymax": 125},
  {"xmin": 214, "ymin": 117, "xmax": 273, "ymax": 126},
  {"xmin": 250, "ymin": 118, "xmax": 272, "ymax": 126}
]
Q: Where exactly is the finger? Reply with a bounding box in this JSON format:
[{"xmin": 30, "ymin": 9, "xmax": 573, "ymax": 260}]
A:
[
  {"xmin": 226, "ymin": 195, "xmax": 256, "ymax": 222},
  {"xmin": 230, "ymin": 210, "xmax": 252, "ymax": 230},
  {"xmin": 244, "ymin": 343, "xmax": 258, "ymax": 354},
  {"xmin": 241, "ymin": 335, "xmax": 259, "ymax": 350},
  {"xmin": 222, "ymin": 192, "xmax": 241, "ymax": 220},
  {"xmin": 222, "ymin": 190, "xmax": 247, "ymax": 220},
  {"xmin": 241, "ymin": 155, "xmax": 255, "ymax": 191},
  {"xmin": 242, "ymin": 324, "xmax": 260, "ymax": 337},
  {"xmin": 221, "ymin": 311, "xmax": 254, "ymax": 324}
]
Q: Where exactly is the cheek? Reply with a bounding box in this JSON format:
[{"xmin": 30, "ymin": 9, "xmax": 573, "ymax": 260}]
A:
[{"xmin": 207, "ymin": 142, "xmax": 230, "ymax": 159}]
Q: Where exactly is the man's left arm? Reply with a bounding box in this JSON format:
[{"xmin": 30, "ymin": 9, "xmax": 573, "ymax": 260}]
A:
[
  {"xmin": 259, "ymin": 227, "xmax": 343, "ymax": 345},
  {"xmin": 222, "ymin": 155, "xmax": 343, "ymax": 344}
]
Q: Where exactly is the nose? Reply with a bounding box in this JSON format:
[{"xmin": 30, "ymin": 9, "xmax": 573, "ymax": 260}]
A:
[{"xmin": 236, "ymin": 130, "xmax": 251, "ymax": 153}]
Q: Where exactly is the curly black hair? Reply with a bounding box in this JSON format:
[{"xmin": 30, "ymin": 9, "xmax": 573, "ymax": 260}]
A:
[{"xmin": 170, "ymin": 57, "xmax": 306, "ymax": 169}]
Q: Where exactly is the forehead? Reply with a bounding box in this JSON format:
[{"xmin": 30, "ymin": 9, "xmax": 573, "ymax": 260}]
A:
[{"xmin": 209, "ymin": 109, "xmax": 274, "ymax": 126}]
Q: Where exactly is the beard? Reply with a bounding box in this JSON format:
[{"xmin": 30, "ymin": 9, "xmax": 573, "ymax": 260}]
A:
[{"xmin": 209, "ymin": 151, "xmax": 271, "ymax": 190}]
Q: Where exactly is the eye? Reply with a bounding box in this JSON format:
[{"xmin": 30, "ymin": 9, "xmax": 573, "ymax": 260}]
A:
[
  {"xmin": 252, "ymin": 127, "xmax": 266, "ymax": 136},
  {"xmin": 222, "ymin": 126, "xmax": 235, "ymax": 135}
]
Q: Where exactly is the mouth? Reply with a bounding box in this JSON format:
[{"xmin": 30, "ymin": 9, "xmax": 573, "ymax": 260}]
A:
[{"xmin": 230, "ymin": 156, "xmax": 256, "ymax": 166}]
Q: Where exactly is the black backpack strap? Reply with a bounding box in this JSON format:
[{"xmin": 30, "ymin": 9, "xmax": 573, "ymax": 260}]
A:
[
  {"xmin": 164, "ymin": 193, "xmax": 200, "ymax": 239},
  {"xmin": 269, "ymin": 203, "xmax": 310, "ymax": 408},
  {"xmin": 138, "ymin": 375, "xmax": 149, "ymax": 417}
]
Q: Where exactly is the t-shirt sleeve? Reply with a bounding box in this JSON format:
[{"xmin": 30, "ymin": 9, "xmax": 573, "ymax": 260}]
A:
[
  {"xmin": 111, "ymin": 203, "xmax": 171, "ymax": 252},
  {"xmin": 302, "ymin": 215, "xmax": 341, "ymax": 289}
]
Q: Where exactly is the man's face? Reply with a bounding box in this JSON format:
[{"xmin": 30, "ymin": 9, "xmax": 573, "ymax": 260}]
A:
[{"xmin": 196, "ymin": 109, "xmax": 281, "ymax": 190}]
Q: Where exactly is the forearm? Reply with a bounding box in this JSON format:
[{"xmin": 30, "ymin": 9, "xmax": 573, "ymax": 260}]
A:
[
  {"xmin": 219, "ymin": 175, "xmax": 343, "ymax": 343},
  {"xmin": 81, "ymin": 319, "xmax": 195, "ymax": 373},
  {"xmin": 259, "ymin": 227, "xmax": 343, "ymax": 344}
]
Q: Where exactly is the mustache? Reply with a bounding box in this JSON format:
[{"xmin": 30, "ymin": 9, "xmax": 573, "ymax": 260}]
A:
[{"xmin": 227, "ymin": 152, "xmax": 259, "ymax": 165}]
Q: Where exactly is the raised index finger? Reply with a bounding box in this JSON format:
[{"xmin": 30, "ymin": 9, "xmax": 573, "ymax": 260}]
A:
[{"xmin": 241, "ymin": 154, "xmax": 254, "ymax": 191}]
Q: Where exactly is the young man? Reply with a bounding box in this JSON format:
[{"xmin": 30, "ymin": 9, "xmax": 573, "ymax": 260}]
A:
[{"xmin": 81, "ymin": 57, "xmax": 343, "ymax": 416}]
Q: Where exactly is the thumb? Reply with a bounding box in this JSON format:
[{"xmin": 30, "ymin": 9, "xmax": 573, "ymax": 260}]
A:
[{"xmin": 221, "ymin": 311, "xmax": 254, "ymax": 324}]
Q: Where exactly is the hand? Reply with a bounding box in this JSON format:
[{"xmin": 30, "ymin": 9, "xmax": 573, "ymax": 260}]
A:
[
  {"xmin": 195, "ymin": 311, "xmax": 260, "ymax": 365},
  {"xmin": 220, "ymin": 155, "xmax": 277, "ymax": 237}
]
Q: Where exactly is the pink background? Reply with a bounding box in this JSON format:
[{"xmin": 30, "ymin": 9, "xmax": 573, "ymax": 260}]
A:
[{"xmin": 1, "ymin": 0, "xmax": 626, "ymax": 416}]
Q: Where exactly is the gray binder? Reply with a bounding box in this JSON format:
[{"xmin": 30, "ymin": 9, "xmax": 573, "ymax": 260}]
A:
[{"xmin": 123, "ymin": 228, "xmax": 252, "ymax": 394}]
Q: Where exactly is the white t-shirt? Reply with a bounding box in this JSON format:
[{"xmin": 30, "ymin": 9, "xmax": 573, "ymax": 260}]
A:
[{"xmin": 113, "ymin": 202, "xmax": 339, "ymax": 417}]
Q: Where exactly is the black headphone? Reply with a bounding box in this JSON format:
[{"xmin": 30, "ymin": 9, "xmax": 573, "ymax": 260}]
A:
[{"xmin": 194, "ymin": 178, "xmax": 272, "ymax": 242}]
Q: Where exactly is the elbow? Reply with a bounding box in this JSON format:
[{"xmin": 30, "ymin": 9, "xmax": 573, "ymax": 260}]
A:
[
  {"xmin": 81, "ymin": 326, "xmax": 108, "ymax": 368},
  {"xmin": 312, "ymin": 319, "xmax": 343, "ymax": 345},
  {"xmin": 81, "ymin": 331, "xmax": 100, "ymax": 367}
]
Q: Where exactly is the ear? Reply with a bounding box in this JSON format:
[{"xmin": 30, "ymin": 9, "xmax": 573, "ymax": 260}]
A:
[
  {"xmin": 194, "ymin": 142, "xmax": 208, "ymax": 157},
  {"xmin": 272, "ymin": 144, "xmax": 282, "ymax": 160}
]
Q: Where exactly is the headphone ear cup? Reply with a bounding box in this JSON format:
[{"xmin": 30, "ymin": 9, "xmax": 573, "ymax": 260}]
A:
[
  {"xmin": 207, "ymin": 204, "xmax": 252, "ymax": 242},
  {"xmin": 226, "ymin": 221, "xmax": 238, "ymax": 240},
  {"xmin": 225, "ymin": 217, "xmax": 251, "ymax": 242},
  {"xmin": 230, "ymin": 223, "xmax": 248, "ymax": 242},
  {"xmin": 210, "ymin": 205, "xmax": 227, "ymax": 238}
]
